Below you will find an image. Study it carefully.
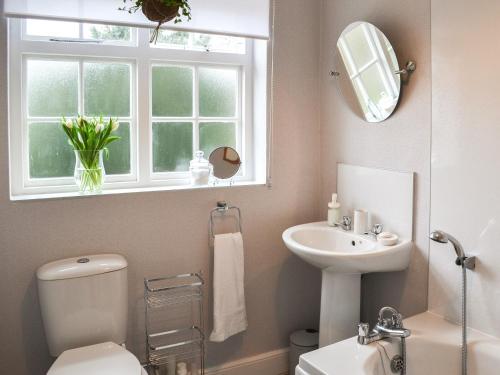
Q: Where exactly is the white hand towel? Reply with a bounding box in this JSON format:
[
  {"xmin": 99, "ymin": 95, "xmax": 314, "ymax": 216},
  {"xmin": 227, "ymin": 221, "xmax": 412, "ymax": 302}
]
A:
[{"xmin": 210, "ymin": 232, "xmax": 248, "ymax": 342}]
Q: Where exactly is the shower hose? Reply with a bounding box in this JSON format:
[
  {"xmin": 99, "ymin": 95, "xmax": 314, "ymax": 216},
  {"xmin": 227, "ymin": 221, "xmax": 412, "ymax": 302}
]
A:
[{"xmin": 461, "ymin": 263, "xmax": 467, "ymax": 375}]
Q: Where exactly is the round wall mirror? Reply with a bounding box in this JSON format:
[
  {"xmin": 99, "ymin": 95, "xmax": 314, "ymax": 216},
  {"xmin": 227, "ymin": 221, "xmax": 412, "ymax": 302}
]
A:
[
  {"xmin": 333, "ymin": 22, "xmax": 401, "ymax": 123},
  {"xmin": 209, "ymin": 147, "xmax": 241, "ymax": 180}
]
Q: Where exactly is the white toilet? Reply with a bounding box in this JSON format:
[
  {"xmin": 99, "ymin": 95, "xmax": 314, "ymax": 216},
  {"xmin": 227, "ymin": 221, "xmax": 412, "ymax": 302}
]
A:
[{"xmin": 36, "ymin": 254, "xmax": 147, "ymax": 375}]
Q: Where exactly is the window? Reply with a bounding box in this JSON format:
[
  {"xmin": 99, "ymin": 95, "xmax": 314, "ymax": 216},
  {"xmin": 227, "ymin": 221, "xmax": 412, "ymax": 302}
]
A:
[{"xmin": 9, "ymin": 19, "xmax": 268, "ymax": 198}]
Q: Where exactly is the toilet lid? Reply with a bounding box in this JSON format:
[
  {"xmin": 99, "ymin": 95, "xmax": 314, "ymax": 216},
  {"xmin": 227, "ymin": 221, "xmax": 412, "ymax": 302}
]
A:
[{"xmin": 48, "ymin": 342, "xmax": 142, "ymax": 375}]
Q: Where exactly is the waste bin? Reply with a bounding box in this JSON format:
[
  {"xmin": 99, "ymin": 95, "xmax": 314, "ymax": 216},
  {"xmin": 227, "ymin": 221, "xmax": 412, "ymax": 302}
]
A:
[{"xmin": 289, "ymin": 329, "xmax": 319, "ymax": 372}]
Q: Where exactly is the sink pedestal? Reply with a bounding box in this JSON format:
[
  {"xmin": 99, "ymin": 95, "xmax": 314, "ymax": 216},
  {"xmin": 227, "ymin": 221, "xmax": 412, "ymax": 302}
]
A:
[{"xmin": 319, "ymin": 271, "xmax": 361, "ymax": 347}]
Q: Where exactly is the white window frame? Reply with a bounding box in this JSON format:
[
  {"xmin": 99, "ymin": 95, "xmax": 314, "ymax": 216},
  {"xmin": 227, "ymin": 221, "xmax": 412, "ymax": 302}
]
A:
[{"xmin": 8, "ymin": 19, "xmax": 256, "ymax": 197}]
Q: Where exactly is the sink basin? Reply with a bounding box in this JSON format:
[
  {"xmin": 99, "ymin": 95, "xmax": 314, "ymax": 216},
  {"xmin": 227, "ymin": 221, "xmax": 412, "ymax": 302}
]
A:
[
  {"xmin": 282, "ymin": 222, "xmax": 412, "ymax": 347},
  {"xmin": 282, "ymin": 222, "xmax": 411, "ymax": 274}
]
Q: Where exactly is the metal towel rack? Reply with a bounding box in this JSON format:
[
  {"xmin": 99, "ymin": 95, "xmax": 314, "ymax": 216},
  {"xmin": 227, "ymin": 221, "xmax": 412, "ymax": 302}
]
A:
[
  {"xmin": 144, "ymin": 273, "xmax": 205, "ymax": 374},
  {"xmin": 209, "ymin": 201, "xmax": 242, "ymax": 241}
]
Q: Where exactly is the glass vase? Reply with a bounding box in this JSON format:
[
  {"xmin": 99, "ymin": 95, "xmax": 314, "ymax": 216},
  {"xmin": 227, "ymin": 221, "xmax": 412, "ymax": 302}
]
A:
[{"xmin": 74, "ymin": 150, "xmax": 105, "ymax": 194}]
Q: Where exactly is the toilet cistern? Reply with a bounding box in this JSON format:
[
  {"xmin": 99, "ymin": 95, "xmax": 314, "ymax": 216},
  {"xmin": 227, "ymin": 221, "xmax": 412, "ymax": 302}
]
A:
[{"xmin": 36, "ymin": 254, "xmax": 146, "ymax": 375}]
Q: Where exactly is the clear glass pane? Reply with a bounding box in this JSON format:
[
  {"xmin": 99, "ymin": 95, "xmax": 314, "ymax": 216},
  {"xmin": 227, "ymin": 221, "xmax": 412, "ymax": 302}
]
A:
[
  {"xmin": 154, "ymin": 30, "xmax": 246, "ymax": 54},
  {"xmin": 25, "ymin": 19, "xmax": 79, "ymax": 38},
  {"xmin": 83, "ymin": 24, "xmax": 133, "ymax": 42},
  {"xmin": 155, "ymin": 30, "xmax": 190, "ymax": 46},
  {"xmin": 103, "ymin": 122, "xmax": 131, "ymax": 175},
  {"xmin": 344, "ymin": 24, "xmax": 374, "ymax": 69},
  {"xmin": 199, "ymin": 68, "xmax": 237, "ymax": 117},
  {"xmin": 29, "ymin": 122, "xmax": 75, "ymax": 178},
  {"xmin": 152, "ymin": 66, "xmax": 193, "ymax": 117},
  {"xmin": 153, "ymin": 122, "xmax": 193, "ymax": 172},
  {"xmin": 84, "ymin": 62, "xmax": 131, "ymax": 117},
  {"xmin": 199, "ymin": 122, "xmax": 236, "ymax": 157},
  {"xmin": 27, "ymin": 60, "xmax": 79, "ymax": 117}
]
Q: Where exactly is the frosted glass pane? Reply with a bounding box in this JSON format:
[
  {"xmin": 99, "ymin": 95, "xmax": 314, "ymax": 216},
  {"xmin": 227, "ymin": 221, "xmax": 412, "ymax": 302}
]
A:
[
  {"xmin": 25, "ymin": 19, "xmax": 79, "ymax": 38},
  {"xmin": 84, "ymin": 62, "xmax": 131, "ymax": 117},
  {"xmin": 153, "ymin": 122, "xmax": 193, "ymax": 172},
  {"xmin": 199, "ymin": 68, "xmax": 237, "ymax": 117},
  {"xmin": 103, "ymin": 122, "xmax": 131, "ymax": 175},
  {"xmin": 199, "ymin": 122, "xmax": 236, "ymax": 157},
  {"xmin": 27, "ymin": 60, "xmax": 78, "ymax": 117},
  {"xmin": 152, "ymin": 66, "xmax": 193, "ymax": 117},
  {"xmin": 83, "ymin": 24, "xmax": 132, "ymax": 42},
  {"xmin": 29, "ymin": 122, "xmax": 74, "ymax": 178}
]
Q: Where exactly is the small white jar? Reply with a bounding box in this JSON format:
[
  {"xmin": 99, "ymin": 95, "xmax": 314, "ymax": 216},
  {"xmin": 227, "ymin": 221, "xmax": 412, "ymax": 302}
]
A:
[{"xmin": 189, "ymin": 151, "xmax": 211, "ymax": 186}]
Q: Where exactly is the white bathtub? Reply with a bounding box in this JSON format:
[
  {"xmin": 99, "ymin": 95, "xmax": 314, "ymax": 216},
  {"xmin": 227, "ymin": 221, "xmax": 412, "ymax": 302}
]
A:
[{"xmin": 297, "ymin": 312, "xmax": 500, "ymax": 374}]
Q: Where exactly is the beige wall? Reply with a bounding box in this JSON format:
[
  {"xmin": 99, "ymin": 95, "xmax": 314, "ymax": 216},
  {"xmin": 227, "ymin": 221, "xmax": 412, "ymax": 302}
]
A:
[
  {"xmin": 429, "ymin": 0, "xmax": 500, "ymax": 337},
  {"xmin": 0, "ymin": 0, "xmax": 323, "ymax": 373},
  {"xmin": 319, "ymin": 0, "xmax": 432, "ymax": 322}
]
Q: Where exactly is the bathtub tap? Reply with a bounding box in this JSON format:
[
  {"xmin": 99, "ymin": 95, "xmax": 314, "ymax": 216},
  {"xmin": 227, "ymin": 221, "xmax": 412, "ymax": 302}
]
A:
[{"xmin": 358, "ymin": 306, "xmax": 411, "ymax": 345}]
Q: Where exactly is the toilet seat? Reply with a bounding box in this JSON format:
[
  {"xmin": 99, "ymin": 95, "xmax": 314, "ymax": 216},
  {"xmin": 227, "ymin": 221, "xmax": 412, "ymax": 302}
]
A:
[{"xmin": 48, "ymin": 342, "xmax": 145, "ymax": 375}]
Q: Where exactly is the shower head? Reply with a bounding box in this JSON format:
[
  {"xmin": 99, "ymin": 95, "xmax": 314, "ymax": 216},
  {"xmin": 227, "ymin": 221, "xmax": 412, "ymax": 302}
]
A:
[
  {"xmin": 429, "ymin": 230, "xmax": 449, "ymax": 244},
  {"xmin": 430, "ymin": 230, "xmax": 466, "ymax": 263}
]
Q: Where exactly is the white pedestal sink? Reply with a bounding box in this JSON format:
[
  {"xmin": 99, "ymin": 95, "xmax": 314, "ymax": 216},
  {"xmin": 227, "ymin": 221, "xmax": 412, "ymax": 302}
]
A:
[{"xmin": 282, "ymin": 222, "xmax": 411, "ymax": 347}]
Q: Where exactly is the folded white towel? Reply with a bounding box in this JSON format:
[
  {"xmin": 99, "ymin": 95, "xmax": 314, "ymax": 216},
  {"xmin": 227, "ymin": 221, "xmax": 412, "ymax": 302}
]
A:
[{"xmin": 210, "ymin": 232, "xmax": 248, "ymax": 342}]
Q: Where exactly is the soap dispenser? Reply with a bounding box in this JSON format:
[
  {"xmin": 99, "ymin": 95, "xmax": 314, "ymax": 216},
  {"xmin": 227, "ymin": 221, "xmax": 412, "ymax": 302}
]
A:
[{"xmin": 327, "ymin": 193, "xmax": 341, "ymax": 227}]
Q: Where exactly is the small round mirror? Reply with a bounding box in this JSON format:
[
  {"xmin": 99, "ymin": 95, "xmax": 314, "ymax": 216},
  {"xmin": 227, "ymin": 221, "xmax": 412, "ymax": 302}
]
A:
[
  {"xmin": 333, "ymin": 22, "xmax": 401, "ymax": 122},
  {"xmin": 209, "ymin": 147, "xmax": 241, "ymax": 180}
]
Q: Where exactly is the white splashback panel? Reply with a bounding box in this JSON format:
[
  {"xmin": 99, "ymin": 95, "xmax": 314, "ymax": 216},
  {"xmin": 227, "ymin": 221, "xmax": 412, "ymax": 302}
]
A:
[{"xmin": 337, "ymin": 164, "xmax": 414, "ymax": 240}]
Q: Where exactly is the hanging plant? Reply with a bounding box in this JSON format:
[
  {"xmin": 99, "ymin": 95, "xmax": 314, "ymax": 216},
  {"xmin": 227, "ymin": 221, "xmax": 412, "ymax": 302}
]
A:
[{"xmin": 120, "ymin": 0, "xmax": 192, "ymax": 43}]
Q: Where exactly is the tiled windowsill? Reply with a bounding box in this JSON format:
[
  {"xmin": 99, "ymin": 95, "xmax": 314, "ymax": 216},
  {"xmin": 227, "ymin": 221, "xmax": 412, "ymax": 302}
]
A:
[{"xmin": 10, "ymin": 181, "xmax": 268, "ymax": 202}]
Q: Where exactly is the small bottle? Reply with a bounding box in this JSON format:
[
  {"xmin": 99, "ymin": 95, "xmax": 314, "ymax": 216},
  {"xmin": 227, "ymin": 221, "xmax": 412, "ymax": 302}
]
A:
[
  {"xmin": 327, "ymin": 193, "xmax": 341, "ymax": 226},
  {"xmin": 176, "ymin": 362, "xmax": 189, "ymax": 375}
]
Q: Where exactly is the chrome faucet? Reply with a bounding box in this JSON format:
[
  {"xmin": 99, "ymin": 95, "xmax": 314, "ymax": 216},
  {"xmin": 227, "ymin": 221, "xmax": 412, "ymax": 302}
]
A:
[
  {"xmin": 364, "ymin": 224, "xmax": 383, "ymax": 240},
  {"xmin": 337, "ymin": 216, "xmax": 352, "ymax": 231},
  {"xmin": 358, "ymin": 306, "xmax": 411, "ymax": 345}
]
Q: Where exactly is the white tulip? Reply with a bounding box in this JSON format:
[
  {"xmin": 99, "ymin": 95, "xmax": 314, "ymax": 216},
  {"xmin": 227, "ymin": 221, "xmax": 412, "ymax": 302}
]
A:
[
  {"xmin": 64, "ymin": 119, "xmax": 73, "ymax": 129},
  {"xmin": 111, "ymin": 119, "xmax": 120, "ymax": 132},
  {"xmin": 95, "ymin": 121, "xmax": 104, "ymax": 133},
  {"xmin": 77, "ymin": 116, "xmax": 83, "ymax": 127}
]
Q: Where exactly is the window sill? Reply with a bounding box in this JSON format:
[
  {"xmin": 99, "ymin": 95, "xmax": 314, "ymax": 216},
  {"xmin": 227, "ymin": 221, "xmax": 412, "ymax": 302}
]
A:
[{"xmin": 10, "ymin": 180, "xmax": 268, "ymax": 202}]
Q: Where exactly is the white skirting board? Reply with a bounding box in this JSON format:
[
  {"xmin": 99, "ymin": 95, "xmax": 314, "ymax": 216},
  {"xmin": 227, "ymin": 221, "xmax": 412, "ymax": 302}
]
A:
[{"xmin": 205, "ymin": 348, "xmax": 289, "ymax": 375}]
